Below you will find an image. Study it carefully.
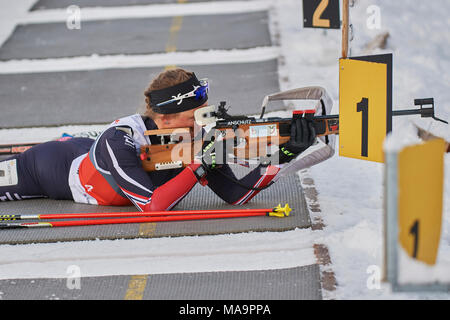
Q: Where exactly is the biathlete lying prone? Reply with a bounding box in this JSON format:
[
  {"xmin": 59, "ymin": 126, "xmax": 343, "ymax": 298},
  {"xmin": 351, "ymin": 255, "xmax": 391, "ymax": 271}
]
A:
[{"xmin": 0, "ymin": 68, "xmax": 334, "ymax": 211}]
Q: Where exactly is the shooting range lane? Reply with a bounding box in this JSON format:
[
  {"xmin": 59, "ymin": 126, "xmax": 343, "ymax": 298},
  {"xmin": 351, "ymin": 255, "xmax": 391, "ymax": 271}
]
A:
[
  {"xmin": 31, "ymin": 0, "xmax": 242, "ymax": 11},
  {"xmin": 0, "ymin": 0, "xmax": 324, "ymax": 300},
  {"xmin": 0, "ymin": 265, "xmax": 322, "ymax": 300},
  {"xmin": 0, "ymin": 11, "xmax": 270, "ymax": 60},
  {"xmin": 0, "ymin": 60, "xmax": 281, "ymax": 128}
]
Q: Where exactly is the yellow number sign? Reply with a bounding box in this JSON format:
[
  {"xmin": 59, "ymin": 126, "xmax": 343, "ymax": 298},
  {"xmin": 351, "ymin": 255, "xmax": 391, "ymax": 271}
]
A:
[
  {"xmin": 398, "ymin": 138, "xmax": 445, "ymax": 265},
  {"xmin": 303, "ymin": 0, "xmax": 340, "ymax": 29},
  {"xmin": 339, "ymin": 54, "xmax": 392, "ymax": 162}
]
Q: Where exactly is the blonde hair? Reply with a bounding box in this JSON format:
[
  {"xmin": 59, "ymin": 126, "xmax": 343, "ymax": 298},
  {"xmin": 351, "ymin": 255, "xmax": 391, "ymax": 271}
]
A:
[{"xmin": 144, "ymin": 68, "xmax": 194, "ymax": 119}]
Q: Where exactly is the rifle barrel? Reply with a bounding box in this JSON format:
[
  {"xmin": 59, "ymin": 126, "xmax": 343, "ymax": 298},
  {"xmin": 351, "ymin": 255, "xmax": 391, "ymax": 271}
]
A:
[{"xmin": 392, "ymin": 109, "xmax": 425, "ymax": 116}]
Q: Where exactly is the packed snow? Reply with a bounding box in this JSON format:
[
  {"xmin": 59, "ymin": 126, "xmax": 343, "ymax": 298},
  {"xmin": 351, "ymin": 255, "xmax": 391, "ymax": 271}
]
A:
[{"xmin": 0, "ymin": 0, "xmax": 449, "ymax": 300}]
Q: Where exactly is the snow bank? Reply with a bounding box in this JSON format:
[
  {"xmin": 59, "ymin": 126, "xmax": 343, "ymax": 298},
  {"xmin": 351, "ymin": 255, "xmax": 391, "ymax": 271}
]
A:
[
  {"xmin": 383, "ymin": 122, "xmax": 423, "ymax": 153},
  {"xmin": 398, "ymin": 248, "xmax": 450, "ymax": 285}
]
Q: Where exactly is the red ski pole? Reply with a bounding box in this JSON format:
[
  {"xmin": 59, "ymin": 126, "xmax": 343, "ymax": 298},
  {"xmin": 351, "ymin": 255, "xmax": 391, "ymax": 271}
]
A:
[
  {"xmin": 0, "ymin": 204, "xmax": 291, "ymax": 221},
  {"xmin": 0, "ymin": 208, "xmax": 291, "ymax": 229}
]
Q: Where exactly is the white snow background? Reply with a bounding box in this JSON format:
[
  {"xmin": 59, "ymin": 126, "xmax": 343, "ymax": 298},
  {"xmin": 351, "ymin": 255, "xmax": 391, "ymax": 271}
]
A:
[{"xmin": 0, "ymin": 0, "xmax": 449, "ymax": 299}]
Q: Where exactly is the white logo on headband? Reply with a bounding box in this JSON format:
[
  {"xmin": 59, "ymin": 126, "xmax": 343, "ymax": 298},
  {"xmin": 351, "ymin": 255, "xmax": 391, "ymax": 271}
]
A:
[{"xmin": 172, "ymin": 85, "xmax": 201, "ymax": 105}]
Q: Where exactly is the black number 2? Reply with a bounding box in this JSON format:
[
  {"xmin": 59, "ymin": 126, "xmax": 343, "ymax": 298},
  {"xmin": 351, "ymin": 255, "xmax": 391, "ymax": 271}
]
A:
[
  {"xmin": 357, "ymin": 98, "xmax": 369, "ymax": 157},
  {"xmin": 409, "ymin": 220, "xmax": 419, "ymax": 258}
]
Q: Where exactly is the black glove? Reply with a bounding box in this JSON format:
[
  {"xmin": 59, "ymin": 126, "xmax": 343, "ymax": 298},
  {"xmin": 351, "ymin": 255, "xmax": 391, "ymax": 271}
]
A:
[
  {"xmin": 192, "ymin": 135, "xmax": 222, "ymax": 184},
  {"xmin": 201, "ymin": 139, "xmax": 219, "ymax": 170},
  {"xmin": 277, "ymin": 117, "xmax": 316, "ymax": 164},
  {"xmin": 198, "ymin": 130, "xmax": 228, "ymax": 171}
]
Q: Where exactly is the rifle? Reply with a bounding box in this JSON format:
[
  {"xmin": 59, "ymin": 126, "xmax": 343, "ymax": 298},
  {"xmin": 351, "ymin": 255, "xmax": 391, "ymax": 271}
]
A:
[
  {"xmin": 139, "ymin": 105, "xmax": 338, "ymax": 171},
  {"xmin": 139, "ymin": 87, "xmax": 448, "ymax": 171}
]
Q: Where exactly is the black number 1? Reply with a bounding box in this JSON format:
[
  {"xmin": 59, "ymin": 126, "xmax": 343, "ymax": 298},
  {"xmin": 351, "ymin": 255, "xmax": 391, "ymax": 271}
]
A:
[
  {"xmin": 409, "ymin": 220, "xmax": 419, "ymax": 259},
  {"xmin": 357, "ymin": 98, "xmax": 369, "ymax": 157}
]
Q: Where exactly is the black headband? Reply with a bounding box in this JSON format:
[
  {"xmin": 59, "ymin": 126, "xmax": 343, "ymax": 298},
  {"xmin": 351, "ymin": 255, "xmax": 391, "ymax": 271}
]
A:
[{"xmin": 146, "ymin": 73, "xmax": 208, "ymax": 114}]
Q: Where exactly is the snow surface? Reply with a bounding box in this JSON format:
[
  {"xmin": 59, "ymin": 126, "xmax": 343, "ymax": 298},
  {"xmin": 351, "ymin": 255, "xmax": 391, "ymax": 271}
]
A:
[
  {"xmin": 0, "ymin": 0, "xmax": 449, "ymax": 300},
  {"xmin": 274, "ymin": 0, "xmax": 450, "ymax": 299},
  {"xmin": 0, "ymin": 47, "xmax": 280, "ymax": 74},
  {"xmin": 0, "ymin": 229, "xmax": 316, "ymax": 280},
  {"xmin": 19, "ymin": 0, "xmax": 272, "ymax": 24}
]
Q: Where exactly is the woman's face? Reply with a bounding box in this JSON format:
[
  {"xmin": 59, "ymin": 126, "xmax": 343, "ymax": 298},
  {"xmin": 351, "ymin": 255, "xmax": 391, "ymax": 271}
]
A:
[{"xmin": 157, "ymin": 102, "xmax": 207, "ymax": 131}]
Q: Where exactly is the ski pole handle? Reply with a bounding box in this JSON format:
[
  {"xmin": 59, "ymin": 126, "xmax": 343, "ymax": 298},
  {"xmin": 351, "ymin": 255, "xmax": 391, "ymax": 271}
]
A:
[
  {"xmin": 0, "ymin": 214, "xmax": 39, "ymax": 221},
  {"xmin": 0, "ymin": 214, "xmax": 21, "ymax": 221}
]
